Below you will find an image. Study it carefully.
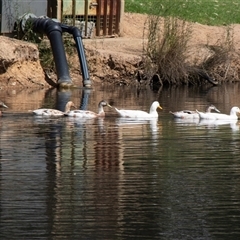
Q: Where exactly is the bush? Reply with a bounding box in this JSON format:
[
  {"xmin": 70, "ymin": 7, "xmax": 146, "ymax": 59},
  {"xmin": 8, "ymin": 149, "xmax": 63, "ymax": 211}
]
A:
[
  {"xmin": 139, "ymin": 2, "xmax": 236, "ymax": 86},
  {"xmin": 143, "ymin": 16, "xmax": 192, "ymax": 85}
]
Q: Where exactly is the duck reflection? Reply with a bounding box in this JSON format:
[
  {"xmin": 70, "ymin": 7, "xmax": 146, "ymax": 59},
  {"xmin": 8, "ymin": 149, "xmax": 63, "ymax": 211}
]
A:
[
  {"xmin": 173, "ymin": 117, "xmax": 239, "ymax": 131},
  {"xmin": 40, "ymin": 96, "xmax": 126, "ymax": 237},
  {"xmin": 33, "ymin": 87, "xmax": 166, "ymax": 237},
  {"xmin": 116, "ymin": 117, "xmax": 160, "ymax": 148},
  {"xmin": 116, "ymin": 117, "xmax": 159, "ymax": 134},
  {"xmin": 173, "ymin": 117, "xmax": 200, "ymax": 126},
  {"xmin": 198, "ymin": 119, "xmax": 239, "ymax": 131}
]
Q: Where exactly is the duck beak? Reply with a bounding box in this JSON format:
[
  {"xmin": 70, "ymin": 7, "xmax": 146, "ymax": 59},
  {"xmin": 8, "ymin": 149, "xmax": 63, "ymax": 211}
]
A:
[
  {"xmin": 2, "ymin": 103, "xmax": 8, "ymax": 108},
  {"xmin": 158, "ymin": 105, "xmax": 163, "ymax": 110},
  {"xmin": 107, "ymin": 103, "xmax": 112, "ymax": 108}
]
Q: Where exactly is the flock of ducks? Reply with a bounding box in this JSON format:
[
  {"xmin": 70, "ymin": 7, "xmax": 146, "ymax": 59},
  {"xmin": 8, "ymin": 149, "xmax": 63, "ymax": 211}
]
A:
[
  {"xmin": 32, "ymin": 100, "xmax": 111, "ymax": 118},
  {"xmin": 1, "ymin": 100, "xmax": 240, "ymax": 121},
  {"xmin": 32, "ymin": 100, "xmax": 240, "ymax": 121},
  {"xmin": 32, "ymin": 100, "xmax": 163, "ymax": 119}
]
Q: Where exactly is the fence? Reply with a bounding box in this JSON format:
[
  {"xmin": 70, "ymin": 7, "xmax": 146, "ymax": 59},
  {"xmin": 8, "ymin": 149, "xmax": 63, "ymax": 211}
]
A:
[{"xmin": 48, "ymin": 0, "xmax": 124, "ymax": 38}]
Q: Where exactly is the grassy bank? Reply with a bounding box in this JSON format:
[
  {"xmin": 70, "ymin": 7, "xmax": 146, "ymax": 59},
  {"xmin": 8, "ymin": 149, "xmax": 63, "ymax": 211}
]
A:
[
  {"xmin": 125, "ymin": 1, "xmax": 238, "ymax": 86},
  {"xmin": 125, "ymin": 0, "xmax": 240, "ymax": 26}
]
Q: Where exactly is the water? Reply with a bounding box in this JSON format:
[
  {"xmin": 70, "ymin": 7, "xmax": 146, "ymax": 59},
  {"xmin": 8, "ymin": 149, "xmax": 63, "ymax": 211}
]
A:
[{"xmin": 1, "ymin": 83, "xmax": 240, "ymax": 239}]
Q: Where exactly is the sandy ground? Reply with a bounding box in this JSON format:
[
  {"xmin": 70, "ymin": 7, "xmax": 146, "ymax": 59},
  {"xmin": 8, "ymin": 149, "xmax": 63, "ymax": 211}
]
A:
[{"xmin": 84, "ymin": 12, "xmax": 240, "ymax": 61}]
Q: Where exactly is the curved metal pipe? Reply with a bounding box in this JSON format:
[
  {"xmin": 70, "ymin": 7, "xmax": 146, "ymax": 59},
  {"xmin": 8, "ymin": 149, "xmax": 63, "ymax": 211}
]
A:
[
  {"xmin": 61, "ymin": 24, "xmax": 91, "ymax": 88},
  {"xmin": 24, "ymin": 15, "xmax": 92, "ymax": 88},
  {"xmin": 28, "ymin": 17, "xmax": 73, "ymax": 88}
]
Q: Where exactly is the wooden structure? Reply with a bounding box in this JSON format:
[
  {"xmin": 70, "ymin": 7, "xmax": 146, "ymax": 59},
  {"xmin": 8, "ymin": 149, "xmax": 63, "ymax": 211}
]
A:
[
  {"xmin": 48, "ymin": 0, "xmax": 124, "ymax": 38},
  {"xmin": 0, "ymin": 0, "xmax": 124, "ymax": 37}
]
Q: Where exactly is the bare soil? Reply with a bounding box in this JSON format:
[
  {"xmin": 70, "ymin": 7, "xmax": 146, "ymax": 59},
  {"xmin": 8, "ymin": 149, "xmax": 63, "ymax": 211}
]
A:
[
  {"xmin": 2, "ymin": 12, "xmax": 240, "ymax": 88},
  {"xmin": 80, "ymin": 13, "xmax": 240, "ymax": 86}
]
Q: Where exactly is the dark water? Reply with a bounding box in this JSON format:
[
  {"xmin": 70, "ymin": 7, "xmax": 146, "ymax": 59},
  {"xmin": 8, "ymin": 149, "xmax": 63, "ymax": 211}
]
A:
[{"xmin": 1, "ymin": 83, "xmax": 240, "ymax": 239}]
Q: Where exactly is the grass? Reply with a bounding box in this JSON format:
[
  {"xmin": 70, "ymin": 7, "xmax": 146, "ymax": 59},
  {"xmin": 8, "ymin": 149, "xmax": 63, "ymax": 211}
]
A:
[{"xmin": 125, "ymin": 0, "xmax": 240, "ymax": 26}]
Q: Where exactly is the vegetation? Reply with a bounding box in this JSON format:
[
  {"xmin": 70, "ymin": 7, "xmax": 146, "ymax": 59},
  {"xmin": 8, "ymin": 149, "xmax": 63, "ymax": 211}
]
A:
[
  {"xmin": 125, "ymin": 0, "xmax": 238, "ymax": 86},
  {"xmin": 38, "ymin": 35, "xmax": 75, "ymax": 71},
  {"xmin": 125, "ymin": 0, "xmax": 240, "ymax": 26},
  {"xmin": 142, "ymin": 16, "xmax": 193, "ymax": 85}
]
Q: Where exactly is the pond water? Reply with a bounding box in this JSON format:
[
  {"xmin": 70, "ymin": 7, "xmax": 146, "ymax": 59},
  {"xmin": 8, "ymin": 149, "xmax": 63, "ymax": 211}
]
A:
[{"xmin": 1, "ymin": 83, "xmax": 240, "ymax": 239}]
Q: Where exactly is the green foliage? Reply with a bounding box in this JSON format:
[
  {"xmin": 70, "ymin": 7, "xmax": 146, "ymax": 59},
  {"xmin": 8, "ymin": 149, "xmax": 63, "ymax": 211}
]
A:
[
  {"xmin": 38, "ymin": 40, "xmax": 55, "ymax": 70},
  {"xmin": 125, "ymin": 0, "xmax": 240, "ymax": 26},
  {"xmin": 38, "ymin": 35, "xmax": 76, "ymax": 71}
]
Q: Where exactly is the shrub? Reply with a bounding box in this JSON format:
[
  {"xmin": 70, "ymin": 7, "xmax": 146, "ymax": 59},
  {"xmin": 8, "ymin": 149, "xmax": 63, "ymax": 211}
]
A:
[{"xmin": 140, "ymin": 4, "xmax": 235, "ymax": 86}]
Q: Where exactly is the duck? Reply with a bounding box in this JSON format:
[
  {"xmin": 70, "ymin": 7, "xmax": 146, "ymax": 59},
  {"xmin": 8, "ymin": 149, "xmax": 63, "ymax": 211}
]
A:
[
  {"xmin": 0, "ymin": 101, "xmax": 8, "ymax": 116},
  {"xmin": 196, "ymin": 106, "xmax": 240, "ymax": 120},
  {"xmin": 170, "ymin": 104, "xmax": 220, "ymax": 119},
  {"xmin": 33, "ymin": 101, "xmax": 75, "ymax": 116},
  {"xmin": 64, "ymin": 100, "xmax": 112, "ymax": 118},
  {"xmin": 115, "ymin": 101, "xmax": 162, "ymax": 118}
]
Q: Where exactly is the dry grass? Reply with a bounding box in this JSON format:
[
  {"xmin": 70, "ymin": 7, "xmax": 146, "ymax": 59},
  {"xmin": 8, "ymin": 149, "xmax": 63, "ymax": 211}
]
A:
[{"xmin": 141, "ymin": 15, "xmax": 236, "ymax": 87}]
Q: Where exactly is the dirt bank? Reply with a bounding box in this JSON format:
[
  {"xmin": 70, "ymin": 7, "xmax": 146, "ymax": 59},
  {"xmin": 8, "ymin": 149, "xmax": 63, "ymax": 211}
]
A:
[
  {"xmin": 1, "ymin": 12, "xmax": 240, "ymax": 89},
  {"xmin": 77, "ymin": 13, "xmax": 240, "ymax": 86}
]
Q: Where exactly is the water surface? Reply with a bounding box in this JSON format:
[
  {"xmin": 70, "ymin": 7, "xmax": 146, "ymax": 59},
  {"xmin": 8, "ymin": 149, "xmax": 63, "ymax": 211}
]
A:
[{"xmin": 1, "ymin": 83, "xmax": 240, "ymax": 239}]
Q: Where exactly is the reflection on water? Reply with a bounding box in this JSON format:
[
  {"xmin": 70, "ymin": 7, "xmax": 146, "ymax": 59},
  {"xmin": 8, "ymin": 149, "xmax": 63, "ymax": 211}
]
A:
[
  {"xmin": 174, "ymin": 118, "xmax": 240, "ymax": 131},
  {"xmin": 1, "ymin": 84, "xmax": 240, "ymax": 239},
  {"xmin": 198, "ymin": 119, "xmax": 240, "ymax": 131}
]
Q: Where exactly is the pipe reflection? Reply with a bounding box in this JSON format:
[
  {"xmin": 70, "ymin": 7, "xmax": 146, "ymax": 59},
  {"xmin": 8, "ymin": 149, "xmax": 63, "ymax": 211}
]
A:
[
  {"xmin": 56, "ymin": 88, "xmax": 92, "ymax": 111},
  {"xmin": 94, "ymin": 118, "xmax": 122, "ymax": 171},
  {"xmin": 56, "ymin": 90, "xmax": 72, "ymax": 112},
  {"xmin": 42, "ymin": 116, "xmax": 125, "ymax": 236}
]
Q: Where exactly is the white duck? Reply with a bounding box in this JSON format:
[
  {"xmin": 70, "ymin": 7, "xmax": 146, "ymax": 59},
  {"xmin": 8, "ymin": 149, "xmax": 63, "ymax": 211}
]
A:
[
  {"xmin": 115, "ymin": 101, "xmax": 162, "ymax": 118},
  {"xmin": 197, "ymin": 106, "xmax": 240, "ymax": 120},
  {"xmin": 64, "ymin": 100, "xmax": 111, "ymax": 118},
  {"xmin": 33, "ymin": 101, "xmax": 75, "ymax": 116},
  {"xmin": 170, "ymin": 105, "xmax": 220, "ymax": 119}
]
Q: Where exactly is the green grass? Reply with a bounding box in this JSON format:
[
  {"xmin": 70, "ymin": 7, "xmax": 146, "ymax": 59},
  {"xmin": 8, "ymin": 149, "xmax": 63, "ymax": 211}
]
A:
[{"xmin": 125, "ymin": 0, "xmax": 240, "ymax": 26}]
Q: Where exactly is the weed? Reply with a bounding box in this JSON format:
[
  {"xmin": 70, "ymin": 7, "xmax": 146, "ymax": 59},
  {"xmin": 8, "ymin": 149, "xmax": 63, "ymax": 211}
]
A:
[{"xmin": 139, "ymin": 1, "xmax": 236, "ymax": 86}]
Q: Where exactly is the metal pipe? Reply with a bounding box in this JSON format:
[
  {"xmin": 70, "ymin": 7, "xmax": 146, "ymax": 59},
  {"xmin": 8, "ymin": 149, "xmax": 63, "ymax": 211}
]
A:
[
  {"xmin": 28, "ymin": 17, "xmax": 73, "ymax": 88},
  {"xmin": 24, "ymin": 15, "xmax": 91, "ymax": 88},
  {"xmin": 61, "ymin": 24, "xmax": 91, "ymax": 87}
]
